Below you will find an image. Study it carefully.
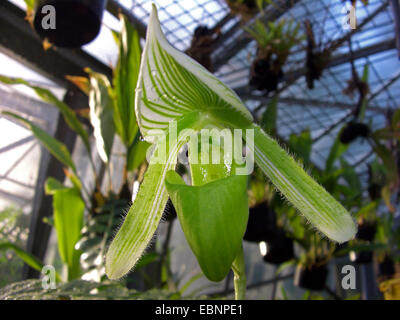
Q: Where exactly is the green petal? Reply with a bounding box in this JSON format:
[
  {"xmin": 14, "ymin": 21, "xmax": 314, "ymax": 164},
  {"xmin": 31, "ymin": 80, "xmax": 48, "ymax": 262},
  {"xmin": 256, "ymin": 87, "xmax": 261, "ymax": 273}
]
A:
[
  {"xmin": 105, "ymin": 137, "xmax": 186, "ymax": 279},
  {"xmin": 134, "ymin": 4, "xmax": 253, "ymax": 143},
  {"xmin": 165, "ymin": 171, "xmax": 249, "ymax": 282}
]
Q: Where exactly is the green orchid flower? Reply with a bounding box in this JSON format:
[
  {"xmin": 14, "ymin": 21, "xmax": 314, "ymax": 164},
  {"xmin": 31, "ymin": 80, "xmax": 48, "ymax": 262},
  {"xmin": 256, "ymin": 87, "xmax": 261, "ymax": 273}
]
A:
[{"xmin": 105, "ymin": 4, "xmax": 356, "ymax": 299}]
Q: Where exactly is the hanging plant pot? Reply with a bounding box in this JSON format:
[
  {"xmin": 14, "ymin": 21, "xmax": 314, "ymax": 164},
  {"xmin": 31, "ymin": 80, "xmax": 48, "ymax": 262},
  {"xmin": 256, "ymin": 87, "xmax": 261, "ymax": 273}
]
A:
[
  {"xmin": 261, "ymin": 230, "xmax": 294, "ymax": 265},
  {"xmin": 185, "ymin": 25, "xmax": 217, "ymax": 72},
  {"xmin": 243, "ymin": 202, "xmax": 276, "ymax": 243},
  {"xmin": 349, "ymin": 220, "xmax": 376, "ymax": 264},
  {"xmin": 378, "ymin": 256, "xmax": 395, "ymax": 278},
  {"xmin": 225, "ymin": 0, "xmax": 258, "ymax": 21},
  {"xmin": 356, "ymin": 221, "xmax": 377, "ymax": 242},
  {"xmin": 339, "ymin": 121, "xmax": 370, "ymax": 144},
  {"xmin": 249, "ymin": 51, "xmax": 283, "ymax": 93},
  {"xmin": 349, "ymin": 250, "xmax": 373, "ymax": 264},
  {"xmin": 33, "ymin": 0, "xmax": 107, "ymax": 48},
  {"xmin": 294, "ymin": 263, "xmax": 328, "ymax": 291}
]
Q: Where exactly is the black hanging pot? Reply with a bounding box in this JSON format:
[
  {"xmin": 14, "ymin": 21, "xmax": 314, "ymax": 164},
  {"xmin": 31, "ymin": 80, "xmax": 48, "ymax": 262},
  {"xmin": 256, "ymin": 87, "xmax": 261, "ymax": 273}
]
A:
[
  {"xmin": 349, "ymin": 250, "xmax": 373, "ymax": 264},
  {"xmin": 33, "ymin": 0, "xmax": 107, "ymax": 48},
  {"xmin": 378, "ymin": 255, "xmax": 395, "ymax": 278},
  {"xmin": 339, "ymin": 121, "xmax": 370, "ymax": 144},
  {"xmin": 262, "ymin": 229, "xmax": 294, "ymax": 265},
  {"xmin": 243, "ymin": 202, "xmax": 276, "ymax": 243},
  {"xmin": 349, "ymin": 220, "xmax": 377, "ymax": 264},
  {"xmin": 356, "ymin": 221, "xmax": 377, "ymax": 242},
  {"xmin": 294, "ymin": 263, "xmax": 328, "ymax": 291}
]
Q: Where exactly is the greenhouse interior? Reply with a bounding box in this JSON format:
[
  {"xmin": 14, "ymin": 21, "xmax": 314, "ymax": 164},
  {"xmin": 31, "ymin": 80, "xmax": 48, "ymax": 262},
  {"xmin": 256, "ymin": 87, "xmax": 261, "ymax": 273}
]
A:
[{"xmin": 0, "ymin": 0, "xmax": 400, "ymax": 301}]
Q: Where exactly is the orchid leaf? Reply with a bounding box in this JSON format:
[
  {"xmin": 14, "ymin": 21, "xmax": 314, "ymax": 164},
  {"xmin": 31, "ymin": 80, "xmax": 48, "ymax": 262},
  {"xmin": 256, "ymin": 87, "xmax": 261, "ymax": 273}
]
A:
[
  {"xmin": 44, "ymin": 178, "xmax": 85, "ymax": 281},
  {"xmin": 87, "ymin": 71, "xmax": 115, "ymax": 163},
  {"xmin": 114, "ymin": 14, "xmax": 141, "ymax": 147},
  {"xmin": 0, "ymin": 75, "xmax": 91, "ymax": 154},
  {"xmin": 165, "ymin": 171, "xmax": 249, "ymax": 282},
  {"xmin": 2, "ymin": 111, "xmax": 77, "ymax": 173},
  {"xmin": 260, "ymin": 96, "xmax": 278, "ymax": 135}
]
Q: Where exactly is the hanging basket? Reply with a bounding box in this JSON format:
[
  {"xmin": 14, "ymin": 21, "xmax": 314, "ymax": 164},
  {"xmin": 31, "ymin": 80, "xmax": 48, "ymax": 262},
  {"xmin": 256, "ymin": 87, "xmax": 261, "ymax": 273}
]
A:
[
  {"xmin": 379, "ymin": 276, "xmax": 400, "ymax": 300},
  {"xmin": 349, "ymin": 250, "xmax": 373, "ymax": 264},
  {"xmin": 262, "ymin": 230, "xmax": 294, "ymax": 265},
  {"xmin": 294, "ymin": 263, "xmax": 328, "ymax": 291},
  {"xmin": 243, "ymin": 202, "xmax": 276, "ymax": 243},
  {"xmin": 33, "ymin": 0, "xmax": 107, "ymax": 48}
]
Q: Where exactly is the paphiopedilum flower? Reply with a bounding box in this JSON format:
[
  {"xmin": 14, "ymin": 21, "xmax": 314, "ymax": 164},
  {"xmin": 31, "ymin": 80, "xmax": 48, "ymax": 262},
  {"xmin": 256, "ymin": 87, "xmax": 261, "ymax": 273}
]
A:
[{"xmin": 105, "ymin": 4, "xmax": 356, "ymax": 295}]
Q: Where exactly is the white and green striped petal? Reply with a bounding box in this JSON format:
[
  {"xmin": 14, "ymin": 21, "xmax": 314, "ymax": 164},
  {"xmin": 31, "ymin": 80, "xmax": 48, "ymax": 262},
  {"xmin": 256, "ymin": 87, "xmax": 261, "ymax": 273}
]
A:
[
  {"xmin": 105, "ymin": 137, "xmax": 185, "ymax": 279},
  {"xmin": 248, "ymin": 125, "xmax": 356, "ymax": 243},
  {"xmin": 135, "ymin": 4, "xmax": 253, "ymax": 143}
]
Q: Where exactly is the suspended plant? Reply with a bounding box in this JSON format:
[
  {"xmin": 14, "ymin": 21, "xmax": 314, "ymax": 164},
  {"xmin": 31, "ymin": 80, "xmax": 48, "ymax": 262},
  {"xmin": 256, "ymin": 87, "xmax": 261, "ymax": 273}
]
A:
[
  {"xmin": 369, "ymin": 109, "xmax": 400, "ymax": 213},
  {"xmin": 32, "ymin": 0, "xmax": 107, "ymax": 48},
  {"xmin": 185, "ymin": 25, "xmax": 220, "ymax": 72},
  {"xmin": 304, "ymin": 19, "xmax": 346, "ymax": 90},
  {"xmin": 225, "ymin": 0, "xmax": 266, "ymax": 21},
  {"xmin": 375, "ymin": 212, "xmax": 400, "ymax": 281},
  {"xmin": 246, "ymin": 19, "xmax": 303, "ymax": 93},
  {"xmin": 105, "ymin": 5, "xmax": 356, "ymax": 300},
  {"xmin": 340, "ymin": 46, "xmax": 371, "ymax": 144}
]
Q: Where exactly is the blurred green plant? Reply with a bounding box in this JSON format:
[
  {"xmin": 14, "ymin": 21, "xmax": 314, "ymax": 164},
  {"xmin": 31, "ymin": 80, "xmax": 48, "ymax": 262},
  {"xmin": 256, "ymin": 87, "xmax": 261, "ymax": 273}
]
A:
[{"xmin": 0, "ymin": 13, "xmax": 150, "ymax": 284}]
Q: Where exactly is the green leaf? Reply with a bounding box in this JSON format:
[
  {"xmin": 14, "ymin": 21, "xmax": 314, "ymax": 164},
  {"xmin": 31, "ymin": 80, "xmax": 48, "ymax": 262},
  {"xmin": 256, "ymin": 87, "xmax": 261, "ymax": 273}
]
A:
[
  {"xmin": 372, "ymin": 127, "xmax": 400, "ymax": 141},
  {"xmin": 23, "ymin": 0, "xmax": 36, "ymax": 10},
  {"xmin": 340, "ymin": 159, "xmax": 362, "ymax": 196},
  {"xmin": 87, "ymin": 70, "xmax": 116, "ymax": 162},
  {"xmin": 3, "ymin": 111, "xmax": 77, "ymax": 173},
  {"xmin": 127, "ymin": 133, "xmax": 151, "ymax": 172},
  {"xmin": 165, "ymin": 171, "xmax": 249, "ymax": 282},
  {"xmin": 260, "ymin": 96, "xmax": 278, "ymax": 135},
  {"xmin": 325, "ymin": 131, "xmax": 349, "ymax": 173},
  {"xmin": 113, "ymin": 14, "xmax": 141, "ymax": 147},
  {"xmin": 0, "ymin": 242, "xmax": 43, "ymax": 272},
  {"xmin": 373, "ymin": 141, "xmax": 398, "ymax": 187},
  {"xmin": 288, "ymin": 129, "xmax": 312, "ymax": 165},
  {"xmin": 0, "ymin": 75, "xmax": 91, "ymax": 154},
  {"xmin": 52, "ymin": 187, "xmax": 85, "ymax": 280},
  {"xmin": 45, "ymin": 177, "xmax": 67, "ymax": 195}
]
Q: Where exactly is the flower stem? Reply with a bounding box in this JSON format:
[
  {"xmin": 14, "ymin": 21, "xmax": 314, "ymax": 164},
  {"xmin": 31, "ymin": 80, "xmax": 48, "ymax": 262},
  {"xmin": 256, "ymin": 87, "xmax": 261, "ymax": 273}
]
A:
[{"xmin": 231, "ymin": 244, "xmax": 246, "ymax": 300}]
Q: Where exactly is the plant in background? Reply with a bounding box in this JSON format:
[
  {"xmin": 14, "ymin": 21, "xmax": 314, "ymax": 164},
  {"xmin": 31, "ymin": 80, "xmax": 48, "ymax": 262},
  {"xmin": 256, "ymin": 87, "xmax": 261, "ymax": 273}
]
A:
[
  {"xmin": 340, "ymin": 61, "xmax": 370, "ymax": 144},
  {"xmin": 185, "ymin": 25, "xmax": 220, "ymax": 72},
  {"xmin": 304, "ymin": 19, "xmax": 345, "ymax": 90},
  {"xmin": 0, "ymin": 207, "xmax": 32, "ymax": 287},
  {"xmin": 375, "ymin": 213, "xmax": 400, "ymax": 280},
  {"xmin": 225, "ymin": 0, "xmax": 267, "ymax": 21},
  {"xmin": 105, "ymin": 4, "xmax": 356, "ymax": 300},
  {"xmin": 246, "ymin": 19, "xmax": 303, "ymax": 93},
  {"xmin": 369, "ymin": 109, "xmax": 400, "ymax": 213},
  {"xmin": 0, "ymin": 14, "xmax": 151, "ymax": 283}
]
